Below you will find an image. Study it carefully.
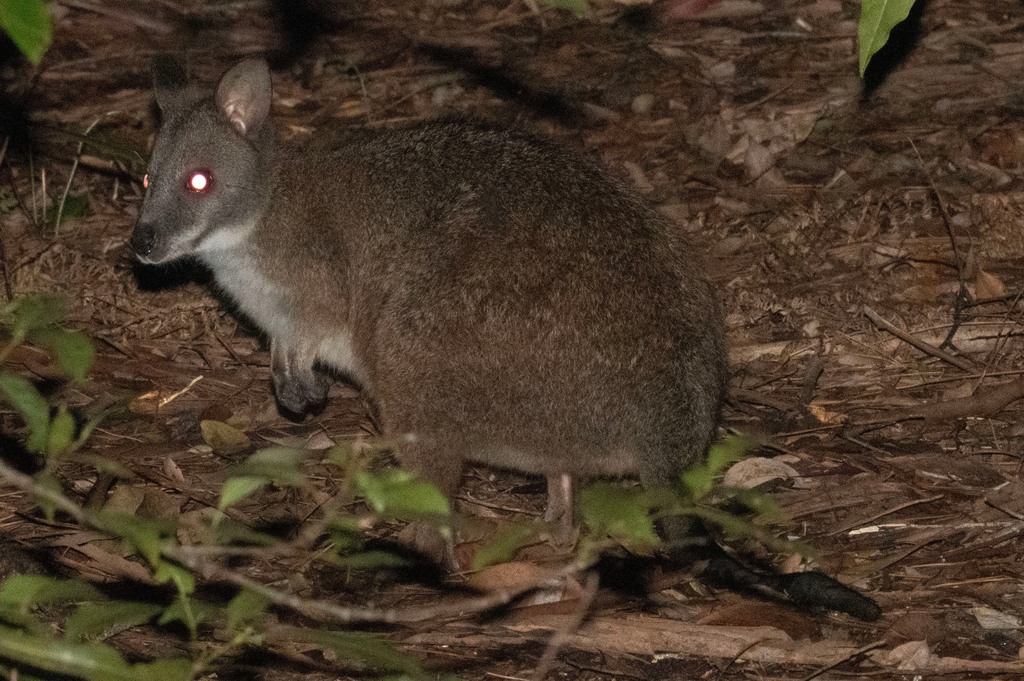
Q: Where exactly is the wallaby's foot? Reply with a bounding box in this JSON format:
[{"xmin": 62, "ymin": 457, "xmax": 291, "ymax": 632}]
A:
[{"xmin": 274, "ymin": 379, "xmax": 328, "ymax": 417}]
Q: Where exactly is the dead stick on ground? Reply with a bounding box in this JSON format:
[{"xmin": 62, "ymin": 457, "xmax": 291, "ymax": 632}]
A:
[
  {"xmin": 863, "ymin": 305, "xmax": 976, "ymax": 372},
  {"xmin": 531, "ymin": 571, "xmax": 600, "ymax": 681},
  {"xmin": 886, "ymin": 378, "xmax": 1024, "ymax": 423},
  {"xmin": 831, "ymin": 494, "xmax": 945, "ymax": 536},
  {"xmin": 848, "ymin": 378, "xmax": 1024, "ymax": 436}
]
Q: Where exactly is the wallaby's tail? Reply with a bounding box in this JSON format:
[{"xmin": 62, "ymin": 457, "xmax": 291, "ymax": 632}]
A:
[{"xmin": 697, "ymin": 545, "xmax": 882, "ymax": 621}]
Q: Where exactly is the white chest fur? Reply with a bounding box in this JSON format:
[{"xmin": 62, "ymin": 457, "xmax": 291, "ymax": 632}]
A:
[
  {"xmin": 201, "ymin": 246, "xmax": 365, "ymax": 381},
  {"xmin": 202, "ymin": 247, "xmax": 294, "ymax": 344}
]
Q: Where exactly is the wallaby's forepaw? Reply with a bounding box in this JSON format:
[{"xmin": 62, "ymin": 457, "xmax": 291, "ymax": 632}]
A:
[
  {"xmin": 270, "ymin": 343, "xmax": 329, "ymax": 416},
  {"xmin": 274, "ymin": 381, "xmax": 327, "ymax": 417}
]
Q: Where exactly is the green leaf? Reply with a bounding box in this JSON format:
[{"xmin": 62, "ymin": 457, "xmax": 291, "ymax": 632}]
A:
[
  {"xmin": 0, "ymin": 0, "xmax": 52, "ymax": 64},
  {"xmin": 0, "ymin": 625, "xmax": 132, "ymax": 681},
  {"xmin": 690, "ymin": 505, "xmax": 763, "ymax": 541},
  {"xmin": 4, "ymin": 294, "xmax": 67, "ymax": 342},
  {"xmin": 217, "ymin": 476, "xmax": 266, "ymax": 514},
  {"xmin": 154, "ymin": 561, "xmax": 195, "ymax": 597},
  {"xmin": 65, "ymin": 601, "xmax": 162, "ymax": 642},
  {"xmin": 29, "ymin": 327, "xmax": 94, "ymax": 382},
  {"xmin": 51, "ymin": 194, "xmax": 90, "ymax": 228},
  {"xmin": 471, "ymin": 522, "xmax": 539, "ymax": 571},
  {"xmin": 128, "ymin": 659, "xmax": 194, "ymax": 681},
  {"xmin": 45, "ymin": 404, "xmax": 75, "ymax": 455},
  {"xmin": 0, "ymin": 371, "xmax": 50, "ymax": 452},
  {"xmin": 858, "ymin": 0, "xmax": 918, "ymax": 76},
  {"xmin": 199, "ymin": 420, "xmax": 251, "ymax": 456},
  {"xmin": 225, "ymin": 589, "xmax": 268, "ymax": 635},
  {"xmin": 34, "ymin": 471, "xmax": 62, "ymax": 522},
  {"xmin": 158, "ymin": 596, "xmax": 213, "ymax": 636},
  {"xmin": 280, "ymin": 628, "xmax": 423, "ymax": 674},
  {"xmin": 357, "ymin": 469, "xmax": 450, "ymax": 522},
  {"xmin": 579, "ymin": 483, "xmax": 659, "ymax": 550},
  {"xmin": 0, "ymin": 576, "xmax": 104, "ymax": 614},
  {"xmin": 231, "ymin": 447, "xmax": 307, "ymax": 485},
  {"xmin": 729, "ymin": 487, "xmax": 781, "ymax": 521},
  {"xmin": 92, "ymin": 510, "xmax": 175, "ymax": 566}
]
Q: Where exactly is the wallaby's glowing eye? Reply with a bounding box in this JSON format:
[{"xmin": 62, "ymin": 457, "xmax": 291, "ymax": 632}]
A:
[
  {"xmin": 142, "ymin": 174, "xmax": 149, "ymax": 189},
  {"xmin": 186, "ymin": 170, "xmax": 212, "ymax": 193}
]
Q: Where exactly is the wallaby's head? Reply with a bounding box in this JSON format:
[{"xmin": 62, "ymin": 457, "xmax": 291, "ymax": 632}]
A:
[{"xmin": 132, "ymin": 58, "xmax": 275, "ymax": 265}]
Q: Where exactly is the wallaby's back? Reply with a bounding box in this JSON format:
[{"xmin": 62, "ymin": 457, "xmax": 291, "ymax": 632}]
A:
[{"xmin": 265, "ymin": 121, "xmax": 726, "ymax": 482}]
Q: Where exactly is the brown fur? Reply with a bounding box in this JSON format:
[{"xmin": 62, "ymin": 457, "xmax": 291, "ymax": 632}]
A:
[{"xmin": 133, "ymin": 59, "xmax": 728, "ymax": 554}]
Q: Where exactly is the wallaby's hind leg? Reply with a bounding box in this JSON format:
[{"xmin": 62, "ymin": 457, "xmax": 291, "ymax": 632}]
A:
[{"xmin": 393, "ymin": 435, "xmax": 466, "ymax": 567}]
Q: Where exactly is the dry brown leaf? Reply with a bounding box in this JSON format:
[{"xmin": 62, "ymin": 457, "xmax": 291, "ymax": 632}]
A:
[
  {"xmin": 467, "ymin": 561, "xmax": 581, "ymax": 607},
  {"xmin": 971, "ymin": 606, "xmax": 1022, "ymax": 630},
  {"xmin": 104, "ymin": 485, "xmax": 146, "ymax": 514},
  {"xmin": 882, "ymin": 640, "xmax": 932, "ymax": 671},
  {"xmin": 723, "ymin": 457, "xmax": 802, "ymax": 489},
  {"xmin": 200, "ymin": 419, "xmax": 251, "ymax": 455},
  {"xmin": 163, "ymin": 456, "xmax": 186, "ymax": 484},
  {"xmin": 808, "ymin": 402, "xmax": 845, "ymax": 424},
  {"xmin": 178, "ymin": 508, "xmax": 219, "ymax": 546},
  {"xmin": 975, "ymin": 268, "xmax": 1007, "ymax": 300}
]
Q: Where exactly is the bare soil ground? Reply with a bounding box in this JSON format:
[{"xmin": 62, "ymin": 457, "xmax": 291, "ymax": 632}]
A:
[{"xmin": 2, "ymin": 0, "xmax": 1024, "ymax": 679}]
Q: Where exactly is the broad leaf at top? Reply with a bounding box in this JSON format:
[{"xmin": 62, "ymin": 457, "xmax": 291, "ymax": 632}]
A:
[{"xmin": 858, "ymin": 0, "xmax": 918, "ymax": 76}]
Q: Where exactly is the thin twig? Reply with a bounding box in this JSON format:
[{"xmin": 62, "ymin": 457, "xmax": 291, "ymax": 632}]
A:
[
  {"xmin": 863, "ymin": 305, "xmax": 976, "ymax": 372},
  {"xmin": 55, "ymin": 115, "xmax": 108, "ymax": 237},
  {"xmin": 849, "ymin": 377, "xmax": 1024, "ymax": 436},
  {"xmin": 55, "ymin": 0, "xmax": 175, "ymax": 34},
  {"xmin": 909, "ymin": 139, "xmax": 973, "ymax": 350},
  {"xmin": 0, "ymin": 136, "xmax": 12, "ymax": 300},
  {"xmin": 928, "ymin": 378, "xmax": 1024, "ymax": 419},
  {"xmin": 831, "ymin": 494, "xmax": 945, "ymax": 536},
  {"xmin": 186, "ymin": 553, "xmax": 594, "ymax": 625},
  {"xmin": 800, "ymin": 639, "xmax": 886, "ymax": 681},
  {"xmin": 530, "ymin": 571, "xmax": 599, "ymax": 681}
]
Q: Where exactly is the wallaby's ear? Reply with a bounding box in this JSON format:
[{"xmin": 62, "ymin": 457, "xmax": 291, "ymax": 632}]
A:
[
  {"xmin": 215, "ymin": 59, "xmax": 272, "ymax": 136},
  {"xmin": 152, "ymin": 56, "xmax": 188, "ymax": 113}
]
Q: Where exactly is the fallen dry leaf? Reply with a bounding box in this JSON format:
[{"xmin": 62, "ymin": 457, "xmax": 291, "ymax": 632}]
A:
[
  {"xmin": 467, "ymin": 561, "xmax": 583, "ymax": 607},
  {"xmin": 200, "ymin": 419, "xmax": 251, "ymax": 455},
  {"xmin": 975, "ymin": 268, "xmax": 1007, "ymax": 300},
  {"xmin": 724, "ymin": 457, "xmax": 802, "ymax": 489}
]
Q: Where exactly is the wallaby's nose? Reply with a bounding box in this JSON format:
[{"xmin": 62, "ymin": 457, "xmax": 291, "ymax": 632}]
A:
[{"xmin": 131, "ymin": 222, "xmax": 157, "ymax": 259}]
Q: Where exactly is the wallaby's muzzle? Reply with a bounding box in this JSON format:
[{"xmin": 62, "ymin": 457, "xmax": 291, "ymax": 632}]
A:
[
  {"xmin": 131, "ymin": 220, "xmax": 183, "ymax": 265},
  {"xmin": 130, "ymin": 222, "xmax": 156, "ymax": 260}
]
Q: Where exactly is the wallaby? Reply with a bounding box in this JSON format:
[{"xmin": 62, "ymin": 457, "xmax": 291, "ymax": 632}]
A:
[{"xmin": 132, "ymin": 58, "xmax": 879, "ymax": 621}]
